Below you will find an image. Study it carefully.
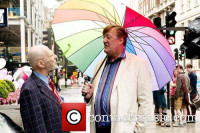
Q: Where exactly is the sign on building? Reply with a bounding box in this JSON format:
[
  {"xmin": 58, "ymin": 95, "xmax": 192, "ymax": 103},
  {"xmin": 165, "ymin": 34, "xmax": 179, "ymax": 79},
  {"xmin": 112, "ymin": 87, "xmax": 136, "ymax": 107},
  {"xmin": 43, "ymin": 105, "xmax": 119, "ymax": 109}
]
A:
[{"xmin": 0, "ymin": 8, "xmax": 8, "ymax": 27}]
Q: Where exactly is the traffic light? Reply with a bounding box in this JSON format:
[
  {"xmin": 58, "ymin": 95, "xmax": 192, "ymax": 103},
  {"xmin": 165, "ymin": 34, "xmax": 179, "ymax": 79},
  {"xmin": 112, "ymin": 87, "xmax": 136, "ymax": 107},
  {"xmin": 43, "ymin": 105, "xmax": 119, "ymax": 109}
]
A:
[
  {"xmin": 179, "ymin": 50, "xmax": 185, "ymax": 60},
  {"xmin": 185, "ymin": 37, "xmax": 200, "ymax": 59},
  {"xmin": 1, "ymin": 49, "xmax": 6, "ymax": 58},
  {"xmin": 174, "ymin": 48, "xmax": 178, "ymax": 60},
  {"xmin": 180, "ymin": 17, "xmax": 200, "ymax": 59},
  {"xmin": 153, "ymin": 17, "xmax": 161, "ymax": 28},
  {"xmin": 43, "ymin": 28, "xmax": 52, "ymax": 49},
  {"xmin": 153, "ymin": 17, "xmax": 165, "ymax": 36},
  {"xmin": 8, "ymin": 53, "xmax": 13, "ymax": 62},
  {"xmin": 166, "ymin": 11, "xmax": 177, "ymax": 27},
  {"xmin": 166, "ymin": 11, "xmax": 177, "ymax": 44},
  {"xmin": 179, "ymin": 53, "xmax": 182, "ymax": 61}
]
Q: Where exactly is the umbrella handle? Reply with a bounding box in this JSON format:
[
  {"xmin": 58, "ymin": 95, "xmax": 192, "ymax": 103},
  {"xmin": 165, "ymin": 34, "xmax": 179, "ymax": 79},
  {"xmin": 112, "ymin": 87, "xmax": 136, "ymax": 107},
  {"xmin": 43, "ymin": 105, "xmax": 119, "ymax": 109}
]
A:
[
  {"xmin": 82, "ymin": 81, "xmax": 90, "ymax": 96},
  {"xmin": 81, "ymin": 56, "xmax": 107, "ymax": 97},
  {"xmin": 82, "ymin": 93, "xmax": 87, "ymax": 96}
]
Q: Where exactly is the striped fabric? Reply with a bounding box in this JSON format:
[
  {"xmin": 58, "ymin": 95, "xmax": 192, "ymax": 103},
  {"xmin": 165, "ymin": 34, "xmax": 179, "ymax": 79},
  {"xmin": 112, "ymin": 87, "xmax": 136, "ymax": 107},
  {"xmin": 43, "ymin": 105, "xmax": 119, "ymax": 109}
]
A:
[{"xmin": 95, "ymin": 49, "xmax": 126, "ymax": 127}]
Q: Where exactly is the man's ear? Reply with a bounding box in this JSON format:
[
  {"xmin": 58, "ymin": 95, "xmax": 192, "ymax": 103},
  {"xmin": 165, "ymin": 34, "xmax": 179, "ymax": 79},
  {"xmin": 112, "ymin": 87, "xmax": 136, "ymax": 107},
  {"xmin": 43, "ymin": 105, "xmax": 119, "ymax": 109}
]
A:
[
  {"xmin": 37, "ymin": 60, "xmax": 45, "ymax": 68},
  {"xmin": 119, "ymin": 37, "xmax": 124, "ymax": 45}
]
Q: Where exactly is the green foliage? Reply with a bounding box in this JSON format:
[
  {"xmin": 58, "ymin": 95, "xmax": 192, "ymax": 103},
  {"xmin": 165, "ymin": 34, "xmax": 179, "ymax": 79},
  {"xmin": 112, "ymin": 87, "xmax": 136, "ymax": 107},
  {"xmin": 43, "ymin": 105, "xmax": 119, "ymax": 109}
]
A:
[
  {"xmin": 0, "ymin": 83, "xmax": 9, "ymax": 98},
  {"xmin": 4, "ymin": 79, "xmax": 16, "ymax": 92},
  {"xmin": 0, "ymin": 80, "xmax": 11, "ymax": 92}
]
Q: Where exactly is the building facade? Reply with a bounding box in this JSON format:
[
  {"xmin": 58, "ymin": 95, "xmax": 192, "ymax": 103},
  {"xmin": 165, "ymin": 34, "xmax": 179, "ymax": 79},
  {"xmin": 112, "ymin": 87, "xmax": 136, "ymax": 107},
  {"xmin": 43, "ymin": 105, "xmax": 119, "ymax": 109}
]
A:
[
  {"xmin": 138, "ymin": 0, "xmax": 200, "ymax": 74},
  {"xmin": 0, "ymin": 0, "xmax": 44, "ymax": 62}
]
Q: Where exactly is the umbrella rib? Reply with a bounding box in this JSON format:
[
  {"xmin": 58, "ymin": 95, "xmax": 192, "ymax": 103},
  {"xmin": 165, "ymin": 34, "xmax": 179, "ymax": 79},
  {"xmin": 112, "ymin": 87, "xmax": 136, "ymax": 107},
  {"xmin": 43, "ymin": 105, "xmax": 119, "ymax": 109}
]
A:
[
  {"xmin": 93, "ymin": 29, "xmax": 103, "ymax": 33},
  {"xmin": 106, "ymin": 0, "xmax": 122, "ymax": 26},
  {"xmin": 101, "ymin": 6, "xmax": 120, "ymax": 25},
  {"xmin": 113, "ymin": 6, "xmax": 117, "ymax": 25},
  {"xmin": 126, "ymin": 37, "xmax": 137, "ymax": 54},
  {"xmin": 121, "ymin": 5, "xmax": 126, "ymax": 26},
  {"xmin": 94, "ymin": 12, "xmax": 110, "ymax": 26},
  {"xmin": 54, "ymin": 9, "xmax": 117, "ymax": 25},
  {"xmin": 82, "ymin": 49, "xmax": 105, "ymax": 74},
  {"xmin": 128, "ymin": 29, "xmax": 174, "ymax": 80},
  {"xmin": 127, "ymin": 42, "xmax": 145, "ymax": 52},
  {"xmin": 127, "ymin": 26, "xmax": 147, "ymax": 32},
  {"xmin": 128, "ymin": 27, "xmax": 175, "ymax": 64},
  {"xmin": 102, "ymin": 8, "xmax": 112, "ymax": 25},
  {"xmin": 91, "ymin": 19, "xmax": 105, "ymax": 28},
  {"xmin": 56, "ymin": 28, "xmax": 103, "ymax": 42},
  {"xmin": 129, "ymin": 41, "xmax": 152, "ymax": 47},
  {"xmin": 79, "ymin": 0, "xmax": 120, "ymax": 25},
  {"xmin": 127, "ymin": 31, "xmax": 160, "ymax": 89},
  {"xmin": 67, "ymin": 35, "xmax": 103, "ymax": 59},
  {"xmin": 124, "ymin": 15, "xmax": 144, "ymax": 27}
]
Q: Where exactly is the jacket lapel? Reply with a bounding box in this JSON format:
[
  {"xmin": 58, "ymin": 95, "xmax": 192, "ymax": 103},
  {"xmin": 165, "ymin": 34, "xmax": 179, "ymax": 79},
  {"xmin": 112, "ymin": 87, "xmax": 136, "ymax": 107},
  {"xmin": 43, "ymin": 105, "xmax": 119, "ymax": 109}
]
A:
[
  {"xmin": 31, "ymin": 74, "xmax": 61, "ymax": 108},
  {"xmin": 112, "ymin": 52, "xmax": 132, "ymax": 92},
  {"xmin": 93, "ymin": 58, "xmax": 107, "ymax": 101},
  {"xmin": 93, "ymin": 51, "xmax": 132, "ymax": 101}
]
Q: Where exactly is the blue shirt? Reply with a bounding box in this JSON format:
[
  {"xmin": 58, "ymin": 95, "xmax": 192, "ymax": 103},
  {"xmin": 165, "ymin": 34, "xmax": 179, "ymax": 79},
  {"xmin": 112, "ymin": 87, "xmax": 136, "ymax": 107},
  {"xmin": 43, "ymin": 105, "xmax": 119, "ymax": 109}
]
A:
[
  {"xmin": 33, "ymin": 71, "xmax": 64, "ymax": 102},
  {"xmin": 95, "ymin": 49, "xmax": 126, "ymax": 127},
  {"xmin": 33, "ymin": 71, "xmax": 49, "ymax": 88}
]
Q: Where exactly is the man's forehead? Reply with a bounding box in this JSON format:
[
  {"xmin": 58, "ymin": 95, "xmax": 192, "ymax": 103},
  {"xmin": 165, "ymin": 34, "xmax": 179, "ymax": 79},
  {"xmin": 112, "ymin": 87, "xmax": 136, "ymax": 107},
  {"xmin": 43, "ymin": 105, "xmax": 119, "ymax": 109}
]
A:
[{"xmin": 105, "ymin": 28, "xmax": 117, "ymax": 35}]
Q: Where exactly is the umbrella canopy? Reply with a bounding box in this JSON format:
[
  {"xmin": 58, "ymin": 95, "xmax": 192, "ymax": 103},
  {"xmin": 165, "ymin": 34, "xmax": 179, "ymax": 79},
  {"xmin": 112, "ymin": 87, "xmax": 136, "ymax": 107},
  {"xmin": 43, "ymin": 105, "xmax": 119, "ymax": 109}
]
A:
[{"xmin": 52, "ymin": 0, "xmax": 175, "ymax": 91}]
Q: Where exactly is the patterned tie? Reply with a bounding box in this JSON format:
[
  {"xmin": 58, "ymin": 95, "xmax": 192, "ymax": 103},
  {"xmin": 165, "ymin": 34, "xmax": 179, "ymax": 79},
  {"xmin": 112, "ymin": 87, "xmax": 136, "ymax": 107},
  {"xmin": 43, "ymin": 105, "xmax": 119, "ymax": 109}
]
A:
[{"xmin": 48, "ymin": 78, "xmax": 62, "ymax": 104}]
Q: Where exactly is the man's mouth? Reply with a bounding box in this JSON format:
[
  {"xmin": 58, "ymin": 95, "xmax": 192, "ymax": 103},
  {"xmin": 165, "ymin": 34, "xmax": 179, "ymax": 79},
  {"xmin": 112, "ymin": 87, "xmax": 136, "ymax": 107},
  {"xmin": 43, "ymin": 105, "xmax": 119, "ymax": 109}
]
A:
[{"xmin": 104, "ymin": 44, "xmax": 109, "ymax": 47}]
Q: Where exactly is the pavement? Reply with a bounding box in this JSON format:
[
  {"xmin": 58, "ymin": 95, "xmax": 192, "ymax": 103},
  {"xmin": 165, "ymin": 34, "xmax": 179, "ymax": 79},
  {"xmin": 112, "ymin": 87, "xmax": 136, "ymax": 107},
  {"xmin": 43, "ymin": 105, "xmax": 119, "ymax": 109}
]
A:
[{"xmin": 60, "ymin": 85, "xmax": 200, "ymax": 133}]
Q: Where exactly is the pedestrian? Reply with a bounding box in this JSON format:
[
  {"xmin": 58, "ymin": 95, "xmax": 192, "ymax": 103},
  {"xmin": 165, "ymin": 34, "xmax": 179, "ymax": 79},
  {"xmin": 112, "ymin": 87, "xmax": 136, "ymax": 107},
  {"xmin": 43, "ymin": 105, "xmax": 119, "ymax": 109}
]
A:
[
  {"xmin": 170, "ymin": 68, "xmax": 178, "ymax": 121},
  {"xmin": 81, "ymin": 25, "xmax": 153, "ymax": 133},
  {"xmin": 19, "ymin": 45, "xmax": 69, "ymax": 133},
  {"xmin": 57, "ymin": 69, "xmax": 62, "ymax": 91},
  {"xmin": 186, "ymin": 64, "xmax": 198, "ymax": 123},
  {"xmin": 153, "ymin": 86, "xmax": 170, "ymax": 127},
  {"xmin": 173, "ymin": 65, "xmax": 190, "ymax": 127}
]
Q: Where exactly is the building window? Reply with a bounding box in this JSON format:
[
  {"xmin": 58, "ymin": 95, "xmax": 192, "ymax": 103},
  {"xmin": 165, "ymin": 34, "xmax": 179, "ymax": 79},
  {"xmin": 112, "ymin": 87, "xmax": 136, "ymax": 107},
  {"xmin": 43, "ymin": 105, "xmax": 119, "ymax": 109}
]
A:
[
  {"xmin": 188, "ymin": 0, "xmax": 191, "ymax": 10},
  {"xmin": 194, "ymin": 0, "xmax": 199, "ymax": 7},
  {"xmin": 146, "ymin": 1, "xmax": 149, "ymax": 12},
  {"xmin": 155, "ymin": 0, "xmax": 160, "ymax": 6},
  {"xmin": 181, "ymin": 0, "xmax": 184, "ymax": 13}
]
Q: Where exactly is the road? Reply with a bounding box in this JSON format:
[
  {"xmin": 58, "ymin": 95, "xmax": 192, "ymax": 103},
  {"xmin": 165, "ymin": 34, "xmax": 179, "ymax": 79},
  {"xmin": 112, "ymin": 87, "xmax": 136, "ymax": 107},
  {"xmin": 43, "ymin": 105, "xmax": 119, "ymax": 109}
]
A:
[{"xmin": 60, "ymin": 85, "xmax": 200, "ymax": 133}]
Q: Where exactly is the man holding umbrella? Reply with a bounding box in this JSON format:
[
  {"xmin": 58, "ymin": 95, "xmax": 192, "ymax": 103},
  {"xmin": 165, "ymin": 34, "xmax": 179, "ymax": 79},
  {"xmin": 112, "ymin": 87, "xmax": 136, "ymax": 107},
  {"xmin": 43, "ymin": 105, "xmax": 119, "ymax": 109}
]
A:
[{"xmin": 82, "ymin": 25, "xmax": 153, "ymax": 133}]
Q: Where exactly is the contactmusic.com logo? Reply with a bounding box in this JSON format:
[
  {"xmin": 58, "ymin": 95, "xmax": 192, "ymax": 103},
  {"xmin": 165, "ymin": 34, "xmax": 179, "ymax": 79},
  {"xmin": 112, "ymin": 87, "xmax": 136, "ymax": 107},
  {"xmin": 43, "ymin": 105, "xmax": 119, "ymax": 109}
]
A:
[{"xmin": 62, "ymin": 103, "xmax": 86, "ymax": 131}]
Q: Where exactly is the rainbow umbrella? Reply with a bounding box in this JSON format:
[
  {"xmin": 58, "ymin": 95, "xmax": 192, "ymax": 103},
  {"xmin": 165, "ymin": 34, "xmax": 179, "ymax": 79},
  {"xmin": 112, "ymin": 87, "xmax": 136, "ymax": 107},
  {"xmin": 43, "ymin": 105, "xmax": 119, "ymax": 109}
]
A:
[{"xmin": 51, "ymin": 0, "xmax": 175, "ymax": 91}]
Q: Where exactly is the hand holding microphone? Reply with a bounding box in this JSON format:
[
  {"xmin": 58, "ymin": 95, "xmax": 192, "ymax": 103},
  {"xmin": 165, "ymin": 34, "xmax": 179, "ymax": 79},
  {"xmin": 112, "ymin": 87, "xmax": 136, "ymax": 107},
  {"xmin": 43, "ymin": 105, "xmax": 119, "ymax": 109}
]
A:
[{"xmin": 81, "ymin": 82, "xmax": 93, "ymax": 100}]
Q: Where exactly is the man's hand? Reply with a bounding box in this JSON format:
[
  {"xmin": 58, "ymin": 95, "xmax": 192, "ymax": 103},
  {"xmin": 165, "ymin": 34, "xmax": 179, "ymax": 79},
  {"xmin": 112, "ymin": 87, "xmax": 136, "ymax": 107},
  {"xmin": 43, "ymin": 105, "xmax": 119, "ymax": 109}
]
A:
[{"xmin": 81, "ymin": 82, "xmax": 93, "ymax": 100}]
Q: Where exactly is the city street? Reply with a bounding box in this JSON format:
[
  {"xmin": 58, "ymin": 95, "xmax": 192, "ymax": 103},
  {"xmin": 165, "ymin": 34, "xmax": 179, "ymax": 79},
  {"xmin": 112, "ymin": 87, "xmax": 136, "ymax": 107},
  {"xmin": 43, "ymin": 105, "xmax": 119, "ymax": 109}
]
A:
[
  {"xmin": 1, "ymin": 0, "xmax": 200, "ymax": 133},
  {"xmin": 60, "ymin": 85, "xmax": 200, "ymax": 133}
]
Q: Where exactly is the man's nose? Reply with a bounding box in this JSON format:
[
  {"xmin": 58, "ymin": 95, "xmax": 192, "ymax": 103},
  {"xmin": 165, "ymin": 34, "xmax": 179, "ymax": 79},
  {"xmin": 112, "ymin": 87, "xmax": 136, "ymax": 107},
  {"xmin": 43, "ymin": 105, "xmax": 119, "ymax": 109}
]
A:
[{"xmin": 103, "ymin": 37, "xmax": 107, "ymax": 43}]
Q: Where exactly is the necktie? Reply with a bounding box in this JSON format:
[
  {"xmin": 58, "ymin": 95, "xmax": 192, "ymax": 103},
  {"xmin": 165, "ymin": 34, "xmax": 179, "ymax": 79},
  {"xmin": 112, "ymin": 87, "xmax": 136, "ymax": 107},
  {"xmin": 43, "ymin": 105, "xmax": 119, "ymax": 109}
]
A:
[{"xmin": 48, "ymin": 78, "xmax": 62, "ymax": 104}]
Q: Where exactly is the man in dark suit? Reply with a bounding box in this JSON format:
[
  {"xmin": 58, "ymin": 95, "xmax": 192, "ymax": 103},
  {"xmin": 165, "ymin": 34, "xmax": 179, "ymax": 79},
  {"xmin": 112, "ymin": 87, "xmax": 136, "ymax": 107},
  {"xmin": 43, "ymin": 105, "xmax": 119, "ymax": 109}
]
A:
[
  {"xmin": 186, "ymin": 64, "xmax": 198, "ymax": 123},
  {"xmin": 19, "ymin": 45, "xmax": 69, "ymax": 133}
]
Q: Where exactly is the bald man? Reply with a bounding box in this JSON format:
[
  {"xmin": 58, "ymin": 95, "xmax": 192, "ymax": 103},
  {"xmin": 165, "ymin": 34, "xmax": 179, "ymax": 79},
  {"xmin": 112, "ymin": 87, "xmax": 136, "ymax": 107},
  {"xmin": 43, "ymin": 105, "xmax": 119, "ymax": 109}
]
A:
[{"xmin": 19, "ymin": 45, "xmax": 69, "ymax": 133}]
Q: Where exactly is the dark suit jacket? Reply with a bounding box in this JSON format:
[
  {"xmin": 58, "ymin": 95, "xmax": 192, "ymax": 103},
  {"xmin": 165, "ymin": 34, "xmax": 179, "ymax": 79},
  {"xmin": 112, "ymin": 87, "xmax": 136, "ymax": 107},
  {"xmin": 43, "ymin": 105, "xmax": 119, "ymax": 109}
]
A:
[
  {"xmin": 19, "ymin": 73, "xmax": 68, "ymax": 133},
  {"xmin": 189, "ymin": 72, "xmax": 197, "ymax": 95}
]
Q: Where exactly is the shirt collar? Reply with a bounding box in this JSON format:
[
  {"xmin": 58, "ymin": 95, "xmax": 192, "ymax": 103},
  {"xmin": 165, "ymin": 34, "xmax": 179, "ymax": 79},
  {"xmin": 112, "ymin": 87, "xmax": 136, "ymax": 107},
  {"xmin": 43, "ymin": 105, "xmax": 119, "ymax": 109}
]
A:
[
  {"xmin": 107, "ymin": 49, "xmax": 126, "ymax": 63},
  {"xmin": 33, "ymin": 71, "xmax": 49, "ymax": 86}
]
